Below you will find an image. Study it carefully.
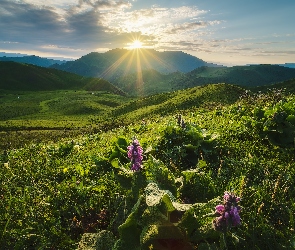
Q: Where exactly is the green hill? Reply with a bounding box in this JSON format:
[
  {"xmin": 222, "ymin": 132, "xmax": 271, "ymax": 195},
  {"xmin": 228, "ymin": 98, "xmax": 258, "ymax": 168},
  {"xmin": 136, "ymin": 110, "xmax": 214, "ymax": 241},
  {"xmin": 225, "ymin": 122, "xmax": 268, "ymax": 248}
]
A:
[
  {"xmin": 172, "ymin": 64, "xmax": 295, "ymax": 89},
  {"xmin": 0, "ymin": 61, "xmax": 124, "ymax": 94},
  {"xmin": 109, "ymin": 83, "xmax": 244, "ymax": 123},
  {"xmin": 112, "ymin": 69, "xmax": 182, "ymax": 96},
  {"xmin": 110, "ymin": 64, "xmax": 295, "ymax": 96},
  {"xmin": 253, "ymin": 78, "xmax": 295, "ymax": 93}
]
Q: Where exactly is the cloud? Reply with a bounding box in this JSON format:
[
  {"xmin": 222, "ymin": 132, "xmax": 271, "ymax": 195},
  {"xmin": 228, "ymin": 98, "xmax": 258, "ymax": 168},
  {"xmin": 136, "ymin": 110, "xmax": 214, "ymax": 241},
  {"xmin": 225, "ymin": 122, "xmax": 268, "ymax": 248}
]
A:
[
  {"xmin": 0, "ymin": 1, "xmax": 68, "ymax": 43},
  {"xmin": 167, "ymin": 21, "xmax": 217, "ymax": 34},
  {"xmin": 0, "ymin": 0, "xmax": 222, "ymax": 58},
  {"xmin": 68, "ymin": 0, "xmax": 131, "ymax": 14}
]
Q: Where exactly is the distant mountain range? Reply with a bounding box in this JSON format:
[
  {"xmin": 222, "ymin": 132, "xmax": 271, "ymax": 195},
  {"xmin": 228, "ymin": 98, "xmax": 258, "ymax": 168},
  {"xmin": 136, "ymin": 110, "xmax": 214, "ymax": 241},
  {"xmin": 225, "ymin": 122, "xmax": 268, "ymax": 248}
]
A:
[
  {"xmin": 50, "ymin": 48, "xmax": 220, "ymax": 79},
  {"xmin": 1, "ymin": 49, "xmax": 295, "ymax": 96},
  {"xmin": 0, "ymin": 55, "xmax": 69, "ymax": 67},
  {"xmin": 0, "ymin": 61, "xmax": 124, "ymax": 94}
]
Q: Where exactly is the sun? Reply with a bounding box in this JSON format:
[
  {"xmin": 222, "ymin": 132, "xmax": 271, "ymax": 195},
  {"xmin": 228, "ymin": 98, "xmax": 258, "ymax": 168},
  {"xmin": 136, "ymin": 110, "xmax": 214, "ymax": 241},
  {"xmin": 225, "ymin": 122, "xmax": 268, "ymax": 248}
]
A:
[{"xmin": 129, "ymin": 39, "xmax": 143, "ymax": 49}]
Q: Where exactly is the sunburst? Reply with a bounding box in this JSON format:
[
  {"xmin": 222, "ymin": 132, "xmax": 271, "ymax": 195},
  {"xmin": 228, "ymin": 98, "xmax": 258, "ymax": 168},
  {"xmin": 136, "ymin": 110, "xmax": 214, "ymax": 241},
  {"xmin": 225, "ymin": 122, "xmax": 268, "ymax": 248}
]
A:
[{"xmin": 128, "ymin": 39, "xmax": 143, "ymax": 49}]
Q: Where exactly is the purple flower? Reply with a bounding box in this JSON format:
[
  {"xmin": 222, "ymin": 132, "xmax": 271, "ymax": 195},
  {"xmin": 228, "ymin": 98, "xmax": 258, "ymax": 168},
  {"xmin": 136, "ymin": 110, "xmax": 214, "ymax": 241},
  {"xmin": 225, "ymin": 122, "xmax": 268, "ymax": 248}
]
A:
[
  {"xmin": 127, "ymin": 139, "xmax": 143, "ymax": 171},
  {"xmin": 213, "ymin": 191, "xmax": 242, "ymax": 232},
  {"xmin": 223, "ymin": 191, "xmax": 230, "ymax": 201},
  {"xmin": 230, "ymin": 207, "xmax": 241, "ymax": 226},
  {"xmin": 215, "ymin": 204, "xmax": 224, "ymax": 214}
]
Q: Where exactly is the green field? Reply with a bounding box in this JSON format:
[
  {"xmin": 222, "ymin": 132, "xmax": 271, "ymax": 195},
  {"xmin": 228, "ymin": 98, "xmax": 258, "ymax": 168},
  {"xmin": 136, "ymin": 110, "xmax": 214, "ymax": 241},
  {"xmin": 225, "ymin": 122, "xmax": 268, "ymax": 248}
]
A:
[
  {"xmin": 0, "ymin": 90, "xmax": 133, "ymax": 150},
  {"xmin": 0, "ymin": 81, "xmax": 295, "ymax": 249}
]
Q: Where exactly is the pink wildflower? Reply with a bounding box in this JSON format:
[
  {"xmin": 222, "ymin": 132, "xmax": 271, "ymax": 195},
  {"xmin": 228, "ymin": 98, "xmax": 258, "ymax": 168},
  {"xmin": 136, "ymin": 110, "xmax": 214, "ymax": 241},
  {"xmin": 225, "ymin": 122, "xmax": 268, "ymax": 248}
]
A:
[
  {"xmin": 127, "ymin": 139, "xmax": 143, "ymax": 171},
  {"xmin": 213, "ymin": 191, "xmax": 242, "ymax": 232}
]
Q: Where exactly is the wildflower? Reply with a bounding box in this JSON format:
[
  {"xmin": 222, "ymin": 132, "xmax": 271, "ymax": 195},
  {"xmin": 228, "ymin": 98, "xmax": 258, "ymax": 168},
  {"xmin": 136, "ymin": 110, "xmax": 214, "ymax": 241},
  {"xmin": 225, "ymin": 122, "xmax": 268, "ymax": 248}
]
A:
[
  {"xmin": 213, "ymin": 191, "xmax": 241, "ymax": 232},
  {"xmin": 127, "ymin": 139, "xmax": 143, "ymax": 171}
]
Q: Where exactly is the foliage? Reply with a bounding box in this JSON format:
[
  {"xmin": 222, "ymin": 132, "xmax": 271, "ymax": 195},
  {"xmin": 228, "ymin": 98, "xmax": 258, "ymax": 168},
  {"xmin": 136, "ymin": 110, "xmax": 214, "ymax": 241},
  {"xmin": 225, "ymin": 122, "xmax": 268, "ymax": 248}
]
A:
[
  {"xmin": 155, "ymin": 119, "xmax": 219, "ymax": 172},
  {"xmin": 252, "ymin": 97, "xmax": 295, "ymax": 147}
]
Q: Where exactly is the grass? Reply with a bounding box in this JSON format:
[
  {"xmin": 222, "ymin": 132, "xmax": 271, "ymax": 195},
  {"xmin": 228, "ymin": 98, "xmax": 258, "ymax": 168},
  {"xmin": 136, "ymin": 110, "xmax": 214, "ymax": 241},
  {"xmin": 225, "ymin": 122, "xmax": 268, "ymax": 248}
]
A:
[
  {"xmin": 0, "ymin": 90, "xmax": 133, "ymax": 150},
  {"xmin": 0, "ymin": 82, "xmax": 294, "ymax": 249}
]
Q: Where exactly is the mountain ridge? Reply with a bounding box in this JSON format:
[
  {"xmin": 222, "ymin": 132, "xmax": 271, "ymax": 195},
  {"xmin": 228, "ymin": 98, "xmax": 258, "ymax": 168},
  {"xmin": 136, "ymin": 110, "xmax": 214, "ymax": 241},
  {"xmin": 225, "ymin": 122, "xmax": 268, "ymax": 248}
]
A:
[
  {"xmin": 0, "ymin": 55, "xmax": 69, "ymax": 67},
  {"xmin": 50, "ymin": 48, "xmax": 219, "ymax": 79},
  {"xmin": 109, "ymin": 64, "xmax": 295, "ymax": 96}
]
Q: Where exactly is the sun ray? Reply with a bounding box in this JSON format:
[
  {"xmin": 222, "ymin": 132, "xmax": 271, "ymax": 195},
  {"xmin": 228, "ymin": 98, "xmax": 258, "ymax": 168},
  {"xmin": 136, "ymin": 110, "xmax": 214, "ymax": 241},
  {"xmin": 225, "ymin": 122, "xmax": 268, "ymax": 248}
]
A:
[
  {"xmin": 98, "ymin": 50, "xmax": 132, "ymax": 79},
  {"xmin": 123, "ymin": 49, "xmax": 136, "ymax": 77},
  {"xmin": 143, "ymin": 49, "xmax": 178, "ymax": 73},
  {"xmin": 135, "ymin": 49, "xmax": 143, "ymax": 96}
]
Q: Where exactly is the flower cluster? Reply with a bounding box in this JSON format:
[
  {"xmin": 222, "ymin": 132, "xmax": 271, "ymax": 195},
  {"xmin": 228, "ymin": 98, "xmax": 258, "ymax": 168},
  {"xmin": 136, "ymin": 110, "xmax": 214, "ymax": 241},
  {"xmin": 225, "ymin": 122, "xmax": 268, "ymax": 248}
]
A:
[
  {"xmin": 213, "ymin": 191, "xmax": 241, "ymax": 232},
  {"xmin": 127, "ymin": 139, "xmax": 143, "ymax": 171}
]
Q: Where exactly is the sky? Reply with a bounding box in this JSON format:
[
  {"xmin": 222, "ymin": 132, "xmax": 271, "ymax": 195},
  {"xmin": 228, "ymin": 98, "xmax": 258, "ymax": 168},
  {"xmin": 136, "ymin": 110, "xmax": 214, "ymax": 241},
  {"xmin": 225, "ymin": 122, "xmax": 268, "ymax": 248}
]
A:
[{"xmin": 0, "ymin": 0, "xmax": 294, "ymax": 65}]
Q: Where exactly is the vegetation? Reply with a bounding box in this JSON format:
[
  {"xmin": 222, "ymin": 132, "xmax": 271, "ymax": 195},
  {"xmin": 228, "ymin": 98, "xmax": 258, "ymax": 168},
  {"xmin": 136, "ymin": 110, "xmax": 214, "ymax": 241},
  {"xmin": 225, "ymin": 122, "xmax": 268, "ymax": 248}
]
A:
[
  {"xmin": 0, "ymin": 89, "xmax": 132, "ymax": 150},
  {"xmin": 170, "ymin": 65, "xmax": 295, "ymax": 89},
  {"xmin": 0, "ymin": 61, "xmax": 124, "ymax": 94},
  {"xmin": 0, "ymin": 77, "xmax": 295, "ymax": 249}
]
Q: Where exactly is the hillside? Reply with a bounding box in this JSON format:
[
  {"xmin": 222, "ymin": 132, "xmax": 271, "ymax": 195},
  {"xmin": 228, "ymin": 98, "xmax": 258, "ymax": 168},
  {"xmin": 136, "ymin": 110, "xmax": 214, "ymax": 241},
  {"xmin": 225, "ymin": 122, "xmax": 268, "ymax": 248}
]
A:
[
  {"xmin": 0, "ymin": 55, "xmax": 68, "ymax": 67},
  {"xmin": 108, "ymin": 83, "xmax": 245, "ymax": 124},
  {"xmin": 0, "ymin": 83, "xmax": 244, "ymax": 137},
  {"xmin": 1, "ymin": 80, "xmax": 295, "ymax": 249},
  {"xmin": 111, "ymin": 69, "xmax": 183, "ymax": 96},
  {"xmin": 253, "ymin": 78, "xmax": 295, "ymax": 93},
  {"xmin": 50, "ymin": 48, "xmax": 214, "ymax": 79},
  {"xmin": 110, "ymin": 64, "xmax": 295, "ymax": 96},
  {"xmin": 0, "ymin": 61, "xmax": 124, "ymax": 94},
  {"xmin": 169, "ymin": 64, "xmax": 295, "ymax": 89}
]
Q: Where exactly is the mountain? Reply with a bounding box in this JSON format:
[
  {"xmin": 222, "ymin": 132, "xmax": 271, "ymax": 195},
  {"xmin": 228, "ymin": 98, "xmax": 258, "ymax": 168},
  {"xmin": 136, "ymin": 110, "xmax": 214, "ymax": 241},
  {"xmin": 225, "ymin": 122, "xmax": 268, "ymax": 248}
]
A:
[
  {"xmin": 0, "ymin": 55, "xmax": 69, "ymax": 67},
  {"xmin": 0, "ymin": 61, "xmax": 124, "ymax": 94},
  {"xmin": 109, "ymin": 64, "xmax": 295, "ymax": 96},
  {"xmin": 50, "ymin": 48, "xmax": 216, "ymax": 79},
  {"xmin": 169, "ymin": 64, "xmax": 295, "ymax": 89}
]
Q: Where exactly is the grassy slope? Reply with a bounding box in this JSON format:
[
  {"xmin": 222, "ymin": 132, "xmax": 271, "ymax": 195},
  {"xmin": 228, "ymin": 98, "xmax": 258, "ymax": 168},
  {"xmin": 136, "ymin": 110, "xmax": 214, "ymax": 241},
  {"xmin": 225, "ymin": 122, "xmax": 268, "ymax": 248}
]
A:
[
  {"xmin": 0, "ymin": 83, "xmax": 243, "ymax": 150},
  {"xmin": 0, "ymin": 90, "xmax": 132, "ymax": 128},
  {"xmin": 109, "ymin": 83, "xmax": 244, "ymax": 123},
  {"xmin": 0, "ymin": 81, "xmax": 294, "ymax": 249}
]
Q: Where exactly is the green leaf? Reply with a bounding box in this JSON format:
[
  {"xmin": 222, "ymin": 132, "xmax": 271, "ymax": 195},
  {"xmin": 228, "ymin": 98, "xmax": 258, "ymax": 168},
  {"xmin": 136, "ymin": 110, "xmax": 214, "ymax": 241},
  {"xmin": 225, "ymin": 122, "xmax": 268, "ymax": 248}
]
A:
[
  {"xmin": 162, "ymin": 193, "xmax": 175, "ymax": 213},
  {"xmin": 109, "ymin": 150, "xmax": 119, "ymax": 161},
  {"xmin": 286, "ymin": 114, "xmax": 295, "ymax": 125},
  {"xmin": 111, "ymin": 159, "xmax": 120, "ymax": 169},
  {"xmin": 117, "ymin": 137, "xmax": 128, "ymax": 148}
]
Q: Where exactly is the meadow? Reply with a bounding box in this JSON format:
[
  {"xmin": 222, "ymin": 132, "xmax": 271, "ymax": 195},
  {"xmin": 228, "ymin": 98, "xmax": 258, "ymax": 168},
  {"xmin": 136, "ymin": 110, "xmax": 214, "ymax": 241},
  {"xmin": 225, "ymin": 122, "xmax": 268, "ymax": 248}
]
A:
[{"xmin": 0, "ymin": 82, "xmax": 294, "ymax": 249}]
